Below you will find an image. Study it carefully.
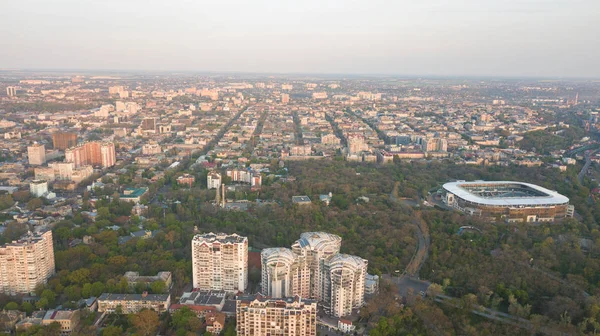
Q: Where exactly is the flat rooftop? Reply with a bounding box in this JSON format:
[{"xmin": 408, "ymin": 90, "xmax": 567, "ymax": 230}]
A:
[
  {"xmin": 179, "ymin": 290, "xmax": 226, "ymax": 306},
  {"xmin": 292, "ymin": 196, "xmax": 311, "ymax": 203},
  {"xmin": 444, "ymin": 181, "xmax": 569, "ymax": 206},
  {"xmin": 97, "ymin": 293, "xmax": 169, "ymax": 302}
]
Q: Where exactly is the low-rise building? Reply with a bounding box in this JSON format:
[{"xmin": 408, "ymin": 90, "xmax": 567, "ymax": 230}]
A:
[
  {"xmin": 142, "ymin": 143, "xmax": 162, "ymax": 155},
  {"xmin": 205, "ymin": 312, "xmax": 226, "ymax": 335},
  {"xmin": 338, "ymin": 319, "xmax": 355, "ymax": 334},
  {"xmin": 42, "ymin": 310, "xmax": 79, "ymax": 336},
  {"xmin": 292, "ymin": 196, "xmax": 311, "ymax": 205},
  {"xmin": 120, "ymin": 187, "xmax": 148, "ymax": 203},
  {"xmin": 97, "ymin": 292, "xmax": 171, "ymax": 314},
  {"xmin": 365, "ymin": 273, "xmax": 379, "ymax": 295},
  {"xmin": 175, "ymin": 290, "xmax": 226, "ymax": 312},
  {"xmin": 177, "ymin": 174, "xmax": 195, "ymax": 187}
]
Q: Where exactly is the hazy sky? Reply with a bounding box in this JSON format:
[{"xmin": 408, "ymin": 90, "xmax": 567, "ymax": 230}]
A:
[{"xmin": 1, "ymin": 0, "xmax": 598, "ymax": 77}]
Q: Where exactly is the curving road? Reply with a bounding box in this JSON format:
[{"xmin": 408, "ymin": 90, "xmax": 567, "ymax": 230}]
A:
[{"xmin": 578, "ymin": 149, "xmax": 599, "ymax": 183}]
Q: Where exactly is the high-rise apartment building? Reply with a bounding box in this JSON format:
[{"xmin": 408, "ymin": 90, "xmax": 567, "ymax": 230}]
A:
[
  {"xmin": 65, "ymin": 142, "xmax": 115, "ymax": 168},
  {"xmin": 29, "ymin": 180, "xmax": 48, "ymax": 198},
  {"xmin": 422, "ymin": 138, "xmax": 448, "ymax": 152},
  {"xmin": 0, "ymin": 230, "xmax": 55, "ymax": 295},
  {"xmin": 291, "ymin": 232, "xmax": 341, "ymax": 301},
  {"xmin": 261, "ymin": 248, "xmax": 308, "ymax": 298},
  {"xmin": 207, "ymin": 172, "xmax": 221, "ymax": 190},
  {"xmin": 347, "ymin": 135, "xmax": 367, "ymax": 154},
  {"xmin": 236, "ymin": 296, "xmax": 317, "ymax": 336},
  {"xmin": 6, "ymin": 87, "xmax": 17, "ymax": 97},
  {"xmin": 27, "ymin": 143, "xmax": 46, "ymax": 165},
  {"xmin": 191, "ymin": 233, "xmax": 248, "ymax": 292},
  {"xmin": 141, "ymin": 118, "xmax": 157, "ymax": 132},
  {"xmin": 323, "ymin": 254, "xmax": 367, "ymax": 317},
  {"xmin": 281, "ymin": 93, "xmax": 290, "ymax": 104},
  {"xmin": 52, "ymin": 132, "xmax": 78, "ymax": 151},
  {"xmin": 262, "ymin": 232, "xmax": 368, "ymax": 318}
]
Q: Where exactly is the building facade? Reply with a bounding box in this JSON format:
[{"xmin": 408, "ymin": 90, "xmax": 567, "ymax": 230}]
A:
[
  {"xmin": 207, "ymin": 172, "xmax": 221, "ymax": 190},
  {"xmin": 191, "ymin": 233, "xmax": 248, "ymax": 292},
  {"xmin": 142, "ymin": 143, "xmax": 162, "ymax": 155},
  {"xmin": 236, "ymin": 296, "xmax": 317, "ymax": 336},
  {"xmin": 422, "ymin": 138, "xmax": 448, "ymax": 152},
  {"xmin": 205, "ymin": 312, "xmax": 226, "ymax": 335},
  {"xmin": 261, "ymin": 248, "xmax": 307, "ymax": 298},
  {"xmin": 0, "ymin": 230, "xmax": 55, "ymax": 295},
  {"xmin": 65, "ymin": 142, "xmax": 115, "ymax": 168},
  {"xmin": 27, "ymin": 143, "xmax": 46, "ymax": 165},
  {"xmin": 177, "ymin": 174, "xmax": 195, "ymax": 187},
  {"xmin": 323, "ymin": 254, "xmax": 368, "ymax": 317},
  {"xmin": 30, "ymin": 180, "xmax": 48, "ymax": 197},
  {"xmin": 291, "ymin": 232, "xmax": 342, "ymax": 301},
  {"xmin": 97, "ymin": 293, "xmax": 171, "ymax": 314},
  {"xmin": 52, "ymin": 132, "xmax": 78, "ymax": 151},
  {"xmin": 41, "ymin": 310, "xmax": 79, "ymax": 336}
]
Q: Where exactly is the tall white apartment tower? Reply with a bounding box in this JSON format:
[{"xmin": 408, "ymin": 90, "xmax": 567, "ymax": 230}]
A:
[
  {"xmin": 207, "ymin": 172, "xmax": 222, "ymax": 190},
  {"xmin": 323, "ymin": 254, "xmax": 368, "ymax": 317},
  {"xmin": 291, "ymin": 232, "xmax": 341, "ymax": 300},
  {"xmin": 261, "ymin": 248, "xmax": 306, "ymax": 298},
  {"xmin": 192, "ymin": 232, "xmax": 248, "ymax": 292},
  {"xmin": 0, "ymin": 230, "xmax": 55, "ymax": 295}
]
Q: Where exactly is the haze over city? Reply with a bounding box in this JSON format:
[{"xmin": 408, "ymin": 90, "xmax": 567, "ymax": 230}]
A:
[
  {"xmin": 2, "ymin": 1, "xmax": 600, "ymax": 335},
  {"xmin": 1, "ymin": 0, "xmax": 599, "ymax": 77}
]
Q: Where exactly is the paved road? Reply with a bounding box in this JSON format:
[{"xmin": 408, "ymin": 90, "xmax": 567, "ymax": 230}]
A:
[
  {"xmin": 191, "ymin": 104, "xmax": 251, "ymax": 164},
  {"xmin": 383, "ymin": 274, "xmax": 431, "ymax": 297},
  {"xmin": 388, "ymin": 183, "xmax": 430, "ymax": 277},
  {"xmin": 578, "ymin": 149, "xmax": 599, "ymax": 183}
]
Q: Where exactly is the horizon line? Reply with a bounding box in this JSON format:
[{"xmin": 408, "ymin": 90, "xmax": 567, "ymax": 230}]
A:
[{"xmin": 0, "ymin": 68, "xmax": 599, "ymax": 81}]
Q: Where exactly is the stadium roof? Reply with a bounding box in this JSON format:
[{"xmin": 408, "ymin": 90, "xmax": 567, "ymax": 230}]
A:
[{"xmin": 443, "ymin": 181, "xmax": 569, "ymax": 206}]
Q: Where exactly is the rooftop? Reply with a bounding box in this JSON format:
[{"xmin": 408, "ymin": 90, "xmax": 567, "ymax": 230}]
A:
[
  {"xmin": 43, "ymin": 310, "xmax": 76, "ymax": 321},
  {"xmin": 236, "ymin": 295, "xmax": 316, "ymax": 306},
  {"xmin": 261, "ymin": 247, "xmax": 295, "ymax": 260},
  {"xmin": 294, "ymin": 231, "xmax": 342, "ymax": 250},
  {"xmin": 192, "ymin": 232, "xmax": 247, "ymax": 244},
  {"xmin": 326, "ymin": 253, "xmax": 368, "ymax": 269},
  {"xmin": 292, "ymin": 196, "xmax": 311, "ymax": 203},
  {"xmin": 97, "ymin": 293, "xmax": 170, "ymax": 302},
  {"xmin": 179, "ymin": 290, "xmax": 226, "ymax": 306},
  {"xmin": 121, "ymin": 187, "xmax": 148, "ymax": 198}
]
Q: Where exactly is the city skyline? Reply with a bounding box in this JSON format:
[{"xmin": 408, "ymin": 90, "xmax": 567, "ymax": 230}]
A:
[{"xmin": 1, "ymin": 0, "xmax": 599, "ymax": 78}]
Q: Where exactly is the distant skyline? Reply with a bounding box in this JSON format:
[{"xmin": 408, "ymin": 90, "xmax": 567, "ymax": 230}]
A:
[{"xmin": 1, "ymin": 0, "xmax": 599, "ymax": 78}]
